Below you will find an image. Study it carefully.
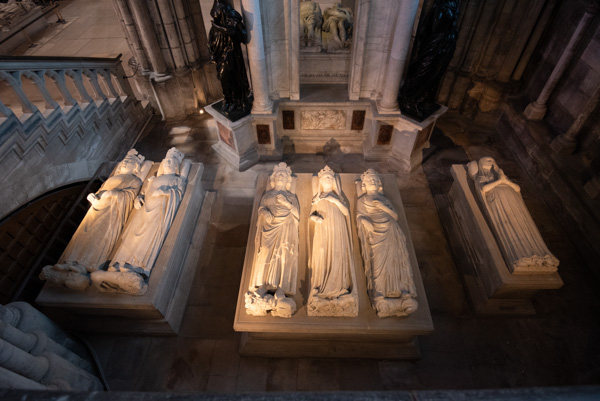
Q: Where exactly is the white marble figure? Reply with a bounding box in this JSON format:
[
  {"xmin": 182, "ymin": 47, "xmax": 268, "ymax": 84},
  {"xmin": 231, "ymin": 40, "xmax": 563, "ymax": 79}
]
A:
[
  {"xmin": 356, "ymin": 170, "xmax": 418, "ymax": 318},
  {"xmin": 322, "ymin": 2, "xmax": 353, "ymax": 52},
  {"xmin": 245, "ymin": 163, "xmax": 300, "ymax": 318},
  {"xmin": 300, "ymin": 0, "xmax": 323, "ymax": 49},
  {"xmin": 40, "ymin": 150, "xmax": 151, "ymax": 291},
  {"xmin": 91, "ymin": 148, "xmax": 191, "ymax": 295},
  {"xmin": 468, "ymin": 157, "xmax": 559, "ymax": 274},
  {"xmin": 308, "ymin": 165, "xmax": 357, "ymax": 317}
]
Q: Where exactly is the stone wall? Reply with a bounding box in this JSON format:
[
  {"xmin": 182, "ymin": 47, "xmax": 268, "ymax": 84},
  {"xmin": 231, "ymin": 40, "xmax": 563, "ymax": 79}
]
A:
[
  {"xmin": 522, "ymin": 0, "xmax": 600, "ymax": 163},
  {"xmin": 435, "ymin": 0, "xmax": 556, "ymax": 119}
]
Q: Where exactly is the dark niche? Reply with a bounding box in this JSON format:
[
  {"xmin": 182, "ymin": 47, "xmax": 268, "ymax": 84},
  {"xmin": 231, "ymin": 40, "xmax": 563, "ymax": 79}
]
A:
[{"xmin": 398, "ymin": 0, "xmax": 460, "ymax": 122}]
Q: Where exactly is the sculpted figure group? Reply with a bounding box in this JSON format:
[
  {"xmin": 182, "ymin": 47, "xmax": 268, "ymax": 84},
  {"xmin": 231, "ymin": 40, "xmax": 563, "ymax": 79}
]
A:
[
  {"xmin": 300, "ymin": 1, "xmax": 353, "ymax": 52},
  {"xmin": 41, "ymin": 147, "xmax": 191, "ymax": 296},
  {"xmin": 245, "ymin": 164, "xmax": 418, "ymax": 319}
]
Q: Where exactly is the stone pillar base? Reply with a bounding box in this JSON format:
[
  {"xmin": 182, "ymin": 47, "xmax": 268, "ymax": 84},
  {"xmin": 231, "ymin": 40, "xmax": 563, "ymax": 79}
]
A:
[
  {"xmin": 550, "ymin": 135, "xmax": 576, "ymax": 154},
  {"xmin": 523, "ymin": 101, "xmax": 547, "ymax": 120}
]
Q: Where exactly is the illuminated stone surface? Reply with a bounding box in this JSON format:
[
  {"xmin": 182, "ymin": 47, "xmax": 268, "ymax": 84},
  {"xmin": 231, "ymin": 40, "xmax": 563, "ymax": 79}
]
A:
[
  {"xmin": 234, "ymin": 171, "xmax": 432, "ymax": 358},
  {"xmin": 308, "ymin": 166, "xmax": 358, "ymax": 317},
  {"xmin": 36, "ymin": 162, "xmax": 209, "ymax": 335},
  {"xmin": 92, "ymin": 148, "xmax": 191, "ymax": 296},
  {"xmin": 356, "ymin": 169, "xmax": 418, "ymax": 318},
  {"xmin": 246, "ymin": 163, "xmax": 300, "ymax": 318},
  {"xmin": 40, "ymin": 150, "xmax": 152, "ymax": 291}
]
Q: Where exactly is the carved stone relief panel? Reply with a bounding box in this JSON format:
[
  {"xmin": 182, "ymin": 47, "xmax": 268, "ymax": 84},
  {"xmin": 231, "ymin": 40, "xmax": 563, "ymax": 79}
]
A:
[{"xmin": 301, "ymin": 110, "xmax": 346, "ymax": 130}]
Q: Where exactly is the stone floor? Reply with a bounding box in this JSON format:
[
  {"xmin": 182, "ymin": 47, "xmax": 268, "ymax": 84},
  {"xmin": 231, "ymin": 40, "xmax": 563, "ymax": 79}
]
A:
[{"xmin": 80, "ymin": 111, "xmax": 600, "ymax": 392}]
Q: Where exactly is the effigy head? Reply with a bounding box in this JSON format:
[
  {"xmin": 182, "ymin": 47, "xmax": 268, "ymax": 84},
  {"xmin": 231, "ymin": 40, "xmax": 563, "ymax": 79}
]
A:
[
  {"xmin": 269, "ymin": 162, "xmax": 293, "ymax": 190},
  {"xmin": 158, "ymin": 147, "xmax": 184, "ymax": 176},
  {"xmin": 360, "ymin": 169, "xmax": 383, "ymax": 194},
  {"xmin": 478, "ymin": 157, "xmax": 498, "ymax": 177},
  {"xmin": 117, "ymin": 149, "xmax": 144, "ymax": 175},
  {"xmin": 317, "ymin": 165, "xmax": 336, "ymax": 192}
]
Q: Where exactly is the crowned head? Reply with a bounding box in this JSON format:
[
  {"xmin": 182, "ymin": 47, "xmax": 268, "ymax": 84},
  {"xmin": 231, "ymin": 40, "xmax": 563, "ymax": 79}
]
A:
[
  {"xmin": 361, "ymin": 169, "xmax": 383, "ymax": 194},
  {"xmin": 317, "ymin": 165, "xmax": 336, "ymax": 192},
  {"xmin": 117, "ymin": 149, "xmax": 144, "ymax": 175},
  {"xmin": 269, "ymin": 162, "xmax": 293, "ymax": 190},
  {"xmin": 158, "ymin": 147, "xmax": 184, "ymax": 176}
]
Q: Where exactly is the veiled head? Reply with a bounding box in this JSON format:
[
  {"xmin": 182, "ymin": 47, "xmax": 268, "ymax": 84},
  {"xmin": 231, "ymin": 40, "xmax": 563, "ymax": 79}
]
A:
[
  {"xmin": 317, "ymin": 165, "xmax": 336, "ymax": 192},
  {"xmin": 478, "ymin": 157, "xmax": 498, "ymax": 177}
]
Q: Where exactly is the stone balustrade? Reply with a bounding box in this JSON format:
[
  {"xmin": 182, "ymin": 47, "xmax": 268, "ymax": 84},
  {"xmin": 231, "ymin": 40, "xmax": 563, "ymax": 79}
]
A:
[{"xmin": 0, "ymin": 55, "xmax": 153, "ymax": 220}]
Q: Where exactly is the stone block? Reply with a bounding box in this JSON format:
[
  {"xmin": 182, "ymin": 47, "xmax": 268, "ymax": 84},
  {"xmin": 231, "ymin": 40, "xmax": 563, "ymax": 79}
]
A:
[
  {"xmin": 36, "ymin": 164, "xmax": 213, "ymax": 335},
  {"xmin": 233, "ymin": 173, "xmax": 433, "ymax": 359}
]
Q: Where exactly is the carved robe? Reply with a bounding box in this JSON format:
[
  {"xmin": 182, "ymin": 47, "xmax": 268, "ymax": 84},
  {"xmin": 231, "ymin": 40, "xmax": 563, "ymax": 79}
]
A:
[
  {"xmin": 476, "ymin": 176, "xmax": 559, "ymax": 271},
  {"xmin": 356, "ymin": 195, "xmax": 416, "ymax": 299},
  {"xmin": 109, "ymin": 173, "xmax": 186, "ymax": 277},
  {"xmin": 250, "ymin": 190, "xmax": 299, "ymax": 295},
  {"xmin": 309, "ymin": 194, "xmax": 353, "ymax": 299},
  {"xmin": 60, "ymin": 173, "xmax": 142, "ymax": 271}
]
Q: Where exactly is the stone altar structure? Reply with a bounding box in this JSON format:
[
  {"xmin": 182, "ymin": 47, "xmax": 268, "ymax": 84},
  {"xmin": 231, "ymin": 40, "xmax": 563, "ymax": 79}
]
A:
[
  {"xmin": 234, "ymin": 171, "xmax": 433, "ymax": 359},
  {"xmin": 440, "ymin": 160, "xmax": 563, "ymax": 315},
  {"xmin": 355, "ymin": 169, "xmax": 418, "ymax": 318},
  {"xmin": 245, "ymin": 163, "xmax": 300, "ymax": 318},
  {"xmin": 36, "ymin": 160, "xmax": 212, "ymax": 335},
  {"xmin": 205, "ymin": 1, "xmax": 447, "ymax": 173},
  {"xmin": 91, "ymin": 148, "xmax": 191, "ymax": 296},
  {"xmin": 40, "ymin": 150, "xmax": 152, "ymax": 292}
]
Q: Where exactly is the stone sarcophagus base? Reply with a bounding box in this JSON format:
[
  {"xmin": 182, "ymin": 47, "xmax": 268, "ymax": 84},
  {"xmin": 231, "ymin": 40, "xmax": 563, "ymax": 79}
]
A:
[
  {"xmin": 234, "ymin": 173, "xmax": 433, "ymax": 359},
  {"xmin": 439, "ymin": 165, "xmax": 563, "ymax": 316},
  {"xmin": 35, "ymin": 163, "xmax": 214, "ymax": 335}
]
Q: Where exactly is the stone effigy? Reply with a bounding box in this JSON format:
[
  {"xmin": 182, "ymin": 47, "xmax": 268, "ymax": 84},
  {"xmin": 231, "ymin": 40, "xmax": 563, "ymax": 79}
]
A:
[
  {"xmin": 40, "ymin": 150, "xmax": 152, "ymax": 291},
  {"xmin": 300, "ymin": 0, "xmax": 323, "ymax": 49},
  {"xmin": 307, "ymin": 165, "xmax": 357, "ymax": 317},
  {"xmin": 322, "ymin": 2, "xmax": 353, "ymax": 52},
  {"xmin": 91, "ymin": 148, "xmax": 191, "ymax": 295},
  {"xmin": 355, "ymin": 169, "xmax": 418, "ymax": 317},
  {"xmin": 245, "ymin": 163, "xmax": 300, "ymax": 318},
  {"xmin": 467, "ymin": 157, "xmax": 559, "ymax": 274}
]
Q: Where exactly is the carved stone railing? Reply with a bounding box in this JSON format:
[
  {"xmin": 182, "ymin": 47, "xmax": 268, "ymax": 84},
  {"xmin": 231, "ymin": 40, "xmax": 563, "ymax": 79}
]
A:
[{"xmin": 0, "ymin": 55, "xmax": 153, "ymax": 220}]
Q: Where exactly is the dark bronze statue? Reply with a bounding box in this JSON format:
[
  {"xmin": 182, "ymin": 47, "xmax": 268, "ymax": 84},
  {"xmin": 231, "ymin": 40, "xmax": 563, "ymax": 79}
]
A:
[
  {"xmin": 398, "ymin": 0, "xmax": 460, "ymax": 121},
  {"xmin": 209, "ymin": 0, "xmax": 252, "ymax": 118}
]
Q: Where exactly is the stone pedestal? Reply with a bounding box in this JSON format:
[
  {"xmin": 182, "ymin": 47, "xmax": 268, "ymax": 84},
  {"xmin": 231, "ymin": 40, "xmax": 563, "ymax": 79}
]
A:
[
  {"xmin": 365, "ymin": 104, "xmax": 447, "ymax": 172},
  {"xmin": 36, "ymin": 164, "xmax": 213, "ymax": 335},
  {"xmin": 207, "ymin": 102, "xmax": 260, "ymax": 171},
  {"xmin": 234, "ymin": 173, "xmax": 433, "ymax": 359},
  {"xmin": 440, "ymin": 165, "xmax": 563, "ymax": 315}
]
